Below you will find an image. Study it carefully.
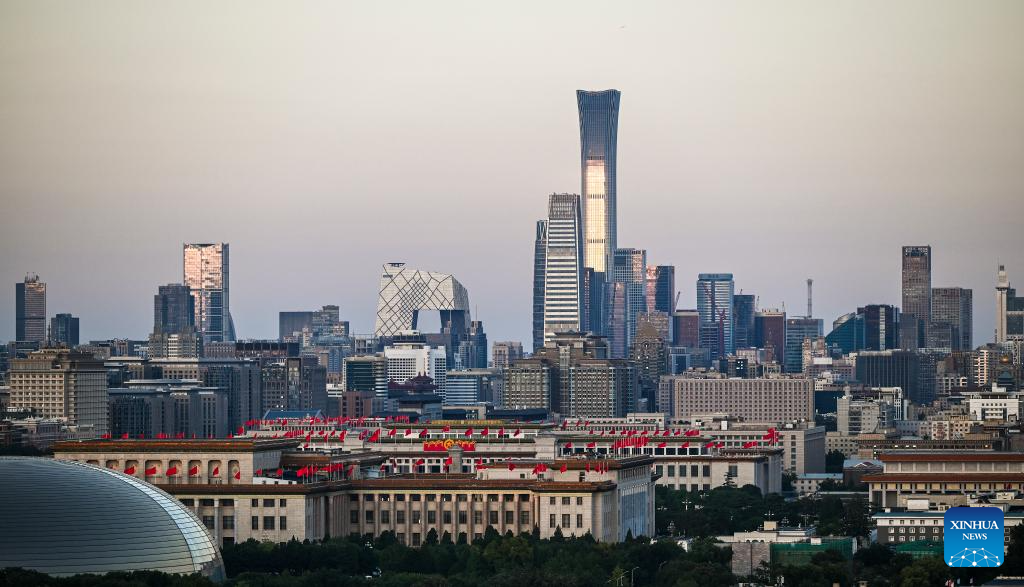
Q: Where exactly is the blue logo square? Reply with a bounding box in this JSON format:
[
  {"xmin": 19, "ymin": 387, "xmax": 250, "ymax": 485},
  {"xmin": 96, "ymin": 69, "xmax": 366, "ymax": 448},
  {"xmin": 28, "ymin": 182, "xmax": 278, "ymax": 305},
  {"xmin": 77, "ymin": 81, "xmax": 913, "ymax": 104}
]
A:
[{"xmin": 944, "ymin": 507, "xmax": 1004, "ymax": 567}]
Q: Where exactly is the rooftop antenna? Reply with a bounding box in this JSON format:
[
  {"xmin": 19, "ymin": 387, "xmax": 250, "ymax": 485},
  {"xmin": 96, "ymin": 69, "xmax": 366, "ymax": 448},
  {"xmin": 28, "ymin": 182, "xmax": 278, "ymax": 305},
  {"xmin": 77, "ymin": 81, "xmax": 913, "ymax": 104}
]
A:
[{"xmin": 806, "ymin": 278, "xmax": 813, "ymax": 318}]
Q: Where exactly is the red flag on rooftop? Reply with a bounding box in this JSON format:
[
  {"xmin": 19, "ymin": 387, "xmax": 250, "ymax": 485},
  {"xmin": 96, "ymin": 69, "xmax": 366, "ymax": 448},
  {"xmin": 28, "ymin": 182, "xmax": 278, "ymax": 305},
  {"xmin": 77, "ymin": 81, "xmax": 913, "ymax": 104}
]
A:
[
  {"xmin": 464, "ymin": 427, "xmax": 474, "ymax": 437},
  {"xmin": 444, "ymin": 455, "xmax": 453, "ymax": 466},
  {"xmin": 339, "ymin": 430, "xmax": 347, "ymax": 441},
  {"xmin": 498, "ymin": 427, "xmax": 505, "ymax": 437},
  {"xmin": 121, "ymin": 433, "xmax": 129, "ymax": 439},
  {"xmin": 419, "ymin": 428, "xmax": 428, "ymax": 438},
  {"xmin": 565, "ymin": 442, "xmax": 573, "ymax": 449},
  {"xmin": 414, "ymin": 458, "xmax": 425, "ymax": 467},
  {"xmin": 559, "ymin": 464, "xmax": 567, "ymax": 473},
  {"xmin": 101, "ymin": 433, "xmax": 111, "ymax": 439},
  {"xmin": 145, "ymin": 466, "xmax": 157, "ymax": 476},
  {"xmin": 255, "ymin": 469, "xmax": 263, "ymax": 476},
  {"xmin": 680, "ymin": 442, "xmax": 690, "ymax": 449},
  {"xmin": 586, "ymin": 441, "xmax": 596, "ymax": 448},
  {"xmin": 442, "ymin": 425, "xmax": 451, "ymax": 432},
  {"xmin": 387, "ymin": 428, "xmax": 396, "ymax": 437},
  {"xmin": 368, "ymin": 429, "xmax": 381, "ymax": 442},
  {"xmin": 166, "ymin": 466, "xmax": 178, "ymax": 476},
  {"xmin": 124, "ymin": 465, "xmax": 136, "ymax": 475},
  {"xmin": 212, "ymin": 466, "xmax": 220, "ymax": 476},
  {"xmin": 513, "ymin": 428, "xmax": 521, "ymax": 437},
  {"xmin": 276, "ymin": 468, "xmax": 283, "ymax": 477},
  {"xmin": 657, "ymin": 442, "xmax": 667, "ymax": 449},
  {"xmin": 508, "ymin": 461, "xmax": 516, "ymax": 471},
  {"xmin": 481, "ymin": 427, "xmax": 489, "ymax": 436},
  {"xmin": 704, "ymin": 440, "xmax": 716, "ymax": 448},
  {"xmin": 743, "ymin": 441, "xmax": 758, "ymax": 448},
  {"xmin": 189, "ymin": 465, "xmax": 199, "ymax": 476}
]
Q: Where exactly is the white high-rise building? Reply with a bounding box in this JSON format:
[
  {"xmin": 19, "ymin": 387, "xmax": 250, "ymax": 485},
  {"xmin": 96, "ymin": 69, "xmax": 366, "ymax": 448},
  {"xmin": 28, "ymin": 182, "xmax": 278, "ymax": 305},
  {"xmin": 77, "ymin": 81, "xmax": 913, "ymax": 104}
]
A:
[
  {"xmin": 384, "ymin": 337, "xmax": 447, "ymax": 398},
  {"xmin": 542, "ymin": 193, "xmax": 584, "ymax": 345}
]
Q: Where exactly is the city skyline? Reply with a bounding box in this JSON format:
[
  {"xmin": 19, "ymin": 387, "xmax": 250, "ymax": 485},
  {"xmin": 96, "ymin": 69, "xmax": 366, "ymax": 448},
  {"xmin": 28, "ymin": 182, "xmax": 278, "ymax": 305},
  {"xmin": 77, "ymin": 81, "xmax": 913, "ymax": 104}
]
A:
[{"xmin": 2, "ymin": 2, "xmax": 1023, "ymax": 346}]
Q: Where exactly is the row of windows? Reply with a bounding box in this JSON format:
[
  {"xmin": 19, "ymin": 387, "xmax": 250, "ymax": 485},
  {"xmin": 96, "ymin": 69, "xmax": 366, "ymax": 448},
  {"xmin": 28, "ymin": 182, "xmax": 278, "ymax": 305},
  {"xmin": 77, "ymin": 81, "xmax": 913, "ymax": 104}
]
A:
[
  {"xmin": 252, "ymin": 516, "xmax": 287, "ymax": 530},
  {"xmin": 350, "ymin": 493, "xmax": 531, "ymax": 503},
  {"xmin": 655, "ymin": 465, "xmax": 713, "ymax": 478},
  {"xmin": 549, "ymin": 514, "xmax": 584, "ymax": 529},
  {"xmin": 353, "ymin": 509, "xmax": 532, "ymax": 526}
]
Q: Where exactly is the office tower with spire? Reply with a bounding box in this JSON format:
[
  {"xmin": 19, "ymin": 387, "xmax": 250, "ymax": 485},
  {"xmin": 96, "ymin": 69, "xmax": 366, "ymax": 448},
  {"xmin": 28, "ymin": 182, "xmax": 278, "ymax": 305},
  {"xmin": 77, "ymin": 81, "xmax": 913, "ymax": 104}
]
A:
[
  {"xmin": 15, "ymin": 274, "xmax": 46, "ymax": 343},
  {"xmin": 183, "ymin": 243, "xmax": 235, "ymax": 344},
  {"xmin": 532, "ymin": 220, "xmax": 548, "ymax": 353},
  {"xmin": 541, "ymin": 193, "xmax": 584, "ymax": 345},
  {"xmin": 696, "ymin": 273, "xmax": 735, "ymax": 360},
  {"xmin": 901, "ymin": 245, "xmax": 932, "ymax": 349},
  {"xmin": 996, "ymin": 265, "xmax": 1024, "ymax": 343}
]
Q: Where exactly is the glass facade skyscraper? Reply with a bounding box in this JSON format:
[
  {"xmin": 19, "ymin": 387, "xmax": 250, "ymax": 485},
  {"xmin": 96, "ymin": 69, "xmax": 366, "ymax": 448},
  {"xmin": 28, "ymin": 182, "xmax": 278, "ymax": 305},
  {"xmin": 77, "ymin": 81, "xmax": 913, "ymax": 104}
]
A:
[
  {"xmin": 577, "ymin": 89, "xmax": 620, "ymax": 275},
  {"xmin": 612, "ymin": 247, "xmax": 647, "ymax": 352},
  {"xmin": 696, "ymin": 273, "xmax": 735, "ymax": 360},
  {"xmin": 931, "ymin": 287, "xmax": 972, "ymax": 350},
  {"xmin": 733, "ymin": 293, "xmax": 755, "ymax": 349},
  {"xmin": 183, "ymin": 243, "xmax": 234, "ymax": 344},
  {"xmin": 901, "ymin": 245, "xmax": 932, "ymax": 349},
  {"xmin": 542, "ymin": 194, "xmax": 584, "ymax": 345},
  {"xmin": 532, "ymin": 219, "xmax": 548, "ymax": 353}
]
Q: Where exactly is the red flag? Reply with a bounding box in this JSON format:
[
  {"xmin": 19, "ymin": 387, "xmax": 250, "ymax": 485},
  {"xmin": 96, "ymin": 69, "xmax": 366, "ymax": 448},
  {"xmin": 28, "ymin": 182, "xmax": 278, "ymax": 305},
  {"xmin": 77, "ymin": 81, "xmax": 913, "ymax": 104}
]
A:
[
  {"xmin": 561, "ymin": 420, "xmax": 567, "ymax": 430},
  {"xmin": 145, "ymin": 466, "xmax": 158, "ymax": 476},
  {"xmin": 121, "ymin": 433, "xmax": 129, "ymax": 439},
  {"xmin": 234, "ymin": 470, "xmax": 241, "ymax": 480},
  {"xmin": 188, "ymin": 465, "xmax": 199, "ymax": 476},
  {"xmin": 255, "ymin": 469, "xmax": 263, "ymax": 476},
  {"xmin": 276, "ymin": 468, "xmax": 283, "ymax": 476},
  {"xmin": 680, "ymin": 442, "xmax": 690, "ymax": 449},
  {"xmin": 405, "ymin": 428, "xmax": 412, "ymax": 437},
  {"xmin": 498, "ymin": 427, "xmax": 505, "ymax": 437},
  {"xmin": 464, "ymin": 427, "xmax": 474, "ymax": 437},
  {"xmin": 444, "ymin": 455, "xmax": 453, "ymax": 466},
  {"xmin": 166, "ymin": 465, "xmax": 178, "ymax": 476},
  {"xmin": 346, "ymin": 464, "xmax": 355, "ymax": 477},
  {"xmin": 559, "ymin": 464, "xmax": 568, "ymax": 473},
  {"xmin": 124, "ymin": 465, "xmax": 136, "ymax": 475},
  {"xmin": 339, "ymin": 430, "xmax": 347, "ymax": 441},
  {"xmin": 368, "ymin": 429, "xmax": 381, "ymax": 442},
  {"xmin": 508, "ymin": 461, "xmax": 516, "ymax": 471},
  {"xmin": 481, "ymin": 427, "xmax": 489, "ymax": 436},
  {"xmin": 419, "ymin": 428, "xmax": 428, "ymax": 438},
  {"xmin": 716, "ymin": 442, "xmax": 725, "ymax": 448},
  {"xmin": 237, "ymin": 426, "xmax": 244, "ymax": 435},
  {"xmin": 442, "ymin": 425, "xmax": 451, "ymax": 432},
  {"xmin": 358, "ymin": 430, "xmax": 367, "ymax": 440},
  {"xmin": 662, "ymin": 429, "xmax": 670, "ymax": 437},
  {"xmin": 743, "ymin": 441, "xmax": 758, "ymax": 448},
  {"xmin": 100, "ymin": 433, "xmax": 111, "ymax": 439},
  {"xmin": 704, "ymin": 440, "xmax": 717, "ymax": 448},
  {"xmin": 586, "ymin": 462, "xmax": 591, "ymax": 472},
  {"xmin": 657, "ymin": 442, "xmax": 667, "ymax": 449},
  {"xmin": 673, "ymin": 429, "xmax": 681, "ymax": 436},
  {"xmin": 685, "ymin": 429, "xmax": 699, "ymax": 437},
  {"xmin": 565, "ymin": 442, "xmax": 573, "ymax": 449},
  {"xmin": 387, "ymin": 428, "xmax": 396, "ymax": 437},
  {"xmin": 586, "ymin": 441, "xmax": 596, "ymax": 448},
  {"xmin": 513, "ymin": 428, "xmax": 522, "ymax": 437},
  {"xmin": 414, "ymin": 458, "xmax": 425, "ymax": 468},
  {"xmin": 212, "ymin": 466, "xmax": 220, "ymax": 476}
]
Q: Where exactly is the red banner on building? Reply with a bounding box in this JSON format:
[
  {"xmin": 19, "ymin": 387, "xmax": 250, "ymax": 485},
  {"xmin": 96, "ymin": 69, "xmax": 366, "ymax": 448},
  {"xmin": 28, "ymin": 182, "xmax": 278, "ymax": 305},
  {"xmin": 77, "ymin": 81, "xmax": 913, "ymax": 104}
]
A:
[{"xmin": 423, "ymin": 439, "xmax": 476, "ymax": 452}]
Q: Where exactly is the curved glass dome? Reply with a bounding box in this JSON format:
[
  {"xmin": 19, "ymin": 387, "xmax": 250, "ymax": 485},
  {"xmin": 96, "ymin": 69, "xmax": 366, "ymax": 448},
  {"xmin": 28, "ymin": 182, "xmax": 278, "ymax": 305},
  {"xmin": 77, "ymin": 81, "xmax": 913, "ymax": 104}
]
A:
[{"xmin": 0, "ymin": 457, "xmax": 225, "ymax": 581}]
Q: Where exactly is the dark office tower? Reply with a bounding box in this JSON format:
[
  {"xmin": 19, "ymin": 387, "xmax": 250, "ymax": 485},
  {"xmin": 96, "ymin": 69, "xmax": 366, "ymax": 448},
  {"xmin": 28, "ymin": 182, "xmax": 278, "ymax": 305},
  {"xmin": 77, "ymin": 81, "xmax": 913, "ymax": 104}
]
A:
[
  {"xmin": 577, "ymin": 89, "xmax": 620, "ymax": 275},
  {"xmin": 901, "ymin": 245, "xmax": 932, "ymax": 349},
  {"xmin": 15, "ymin": 274, "xmax": 46, "ymax": 343},
  {"xmin": 586, "ymin": 269, "xmax": 607, "ymax": 337},
  {"xmin": 629, "ymin": 319, "xmax": 667, "ymax": 410},
  {"xmin": 48, "ymin": 313, "xmax": 79, "ymax": 347},
  {"xmin": 456, "ymin": 320, "xmax": 488, "ymax": 369},
  {"xmin": 261, "ymin": 356, "xmax": 327, "ymax": 414},
  {"xmin": 612, "ymin": 248, "xmax": 647, "ymax": 349},
  {"xmin": 861, "ymin": 304, "xmax": 900, "ymax": 351},
  {"xmin": 784, "ymin": 317, "xmax": 823, "ymax": 373},
  {"xmin": 581, "ymin": 267, "xmax": 593, "ymax": 333},
  {"xmin": 645, "ymin": 265, "xmax": 676, "ymax": 316},
  {"xmin": 605, "ymin": 281, "xmax": 628, "ymax": 358},
  {"xmin": 696, "ymin": 273, "xmax": 735, "ymax": 360},
  {"xmin": 279, "ymin": 311, "xmax": 315, "ymax": 341},
  {"xmin": 754, "ymin": 310, "xmax": 786, "ymax": 363},
  {"xmin": 855, "ymin": 350, "xmax": 923, "ymax": 404},
  {"xmin": 153, "ymin": 284, "xmax": 195, "ymax": 334},
  {"xmin": 931, "ymin": 287, "xmax": 973, "ymax": 351},
  {"xmin": 733, "ymin": 294, "xmax": 756, "ymax": 349},
  {"xmin": 826, "ymin": 312, "xmax": 863, "ymax": 355},
  {"xmin": 150, "ymin": 284, "xmax": 199, "ymax": 359},
  {"xmin": 672, "ymin": 310, "xmax": 701, "ymax": 348}
]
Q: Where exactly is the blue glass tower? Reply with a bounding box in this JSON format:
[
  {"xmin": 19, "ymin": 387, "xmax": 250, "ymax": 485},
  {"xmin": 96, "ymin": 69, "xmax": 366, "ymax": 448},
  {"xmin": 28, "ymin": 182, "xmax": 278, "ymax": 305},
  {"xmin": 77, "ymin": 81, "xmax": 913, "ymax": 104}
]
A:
[{"xmin": 577, "ymin": 89, "xmax": 620, "ymax": 275}]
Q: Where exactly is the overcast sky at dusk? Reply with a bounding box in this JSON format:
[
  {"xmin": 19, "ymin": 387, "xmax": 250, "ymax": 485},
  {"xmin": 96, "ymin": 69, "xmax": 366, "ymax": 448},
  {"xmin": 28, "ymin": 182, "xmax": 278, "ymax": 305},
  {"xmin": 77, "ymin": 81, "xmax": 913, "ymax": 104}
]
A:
[{"xmin": 2, "ymin": 1, "xmax": 1023, "ymax": 347}]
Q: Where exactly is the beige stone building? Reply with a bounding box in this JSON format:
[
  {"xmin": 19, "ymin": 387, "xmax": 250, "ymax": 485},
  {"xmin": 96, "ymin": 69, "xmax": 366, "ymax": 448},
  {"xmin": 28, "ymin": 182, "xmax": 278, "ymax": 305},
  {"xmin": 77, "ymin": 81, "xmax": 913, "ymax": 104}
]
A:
[
  {"xmin": 8, "ymin": 349, "xmax": 107, "ymax": 436},
  {"xmin": 666, "ymin": 376, "xmax": 814, "ymax": 423},
  {"xmin": 864, "ymin": 453, "xmax": 1024, "ymax": 509}
]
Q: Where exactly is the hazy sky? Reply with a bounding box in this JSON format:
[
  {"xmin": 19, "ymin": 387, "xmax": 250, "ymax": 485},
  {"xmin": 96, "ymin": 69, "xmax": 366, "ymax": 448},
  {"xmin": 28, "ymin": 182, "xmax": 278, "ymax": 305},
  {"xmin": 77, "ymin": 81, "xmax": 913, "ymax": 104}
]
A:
[{"xmin": 2, "ymin": 1, "xmax": 1023, "ymax": 347}]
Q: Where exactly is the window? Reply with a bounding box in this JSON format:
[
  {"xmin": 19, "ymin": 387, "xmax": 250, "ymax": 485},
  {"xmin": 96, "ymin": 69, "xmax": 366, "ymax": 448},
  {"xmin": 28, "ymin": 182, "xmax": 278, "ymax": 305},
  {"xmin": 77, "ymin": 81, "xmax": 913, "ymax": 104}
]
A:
[
  {"xmin": 458, "ymin": 511, "xmax": 467, "ymax": 524},
  {"xmin": 251, "ymin": 516, "xmax": 259, "ymax": 530},
  {"xmin": 397, "ymin": 533, "xmax": 406, "ymax": 544},
  {"xmin": 473, "ymin": 511, "xmax": 483, "ymax": 524},
  {"xmin": 443, "ymin": 511, "xmax": 452, "ymax": 524},
  {"xmin": 472, "ymin": 494, "xmax": 482, "ymax": 502},
  {"xmin": 180, "ymin": 499, "xmax": 195, "ymax": 506},
  {"xmin": 702, "ymin": 465, "xmax": 711, "ymax": 477},
  {"xmin": 457, "ymin": 494, "xmax": 467, "ymax": 502},
  {"xmin": 411, "ymin": 495, "xmax": 421, "ymax": 502},
  {"xmin": 503, "ymin": 494, "xmax": 514, "ymax": 502},
  {"xmin": 350, "ymin": 510, "xmax": 359, "ymax": 524},
  {"xmin": 488, "ymin": 494, "xmax": 498, "ymax": 502},
  {"xmin": 348, "ymin": 494, "xmax": 358, "ymax": 501},
  {"xmin": 202, "ymin": 515, "xmax": 215, "ymax": 529},
  {"xmin": 549, "ymin": 497, "xmax": 556, "ymax": 505},
  {"xmin": 412, "ymin": 533, "xmax": 421, "ymax": 546},
  {"xmin": 264, "ymin": 499, "xmax": 275, "ymax": 507},
  {"xmin": 365, "ymin": 510, "xmax": 375, "ymax": 523},
  {"xmin": 519, "ymin": 494, "xmax": 530, "ymax": 502},
  {"xmin": 221, "ymin": 499, "xmax": 234, "ymax": 506},
  {"xmin": 549, "ymin": 514, "xmax": 557, "ymax": 528},
  {"xmin": 381, "ymin": 511, "xmax": 390, "ymax": 525},
  {"xmin": 562, "ymin": 514, "xmax": 570, "ymax": 528},
  {"xmin": 442, "ymin": 494, "xmax": 452, "ymax": 502},
  {"xmin": 200, "ymin": 498, "xmax": 215, "ymax": 507},
  {"xmin": 562, "ymin": 497, "xmax": 570, "ymax": 506},
  {"xmin": 279, "ymin": 499, "xmax": 287, "ymax": 507},
  {"xmin": 426, "ymin": 494, "xmax": 437, "ymax": 502},
  {"xmin": 728, "ymin": 464, "xmax": 738, "ymax": 477},
  {"xmin": 412, "ymin": 511, "xmax": 421, "ymax": 524},
  {"xmin": 520, "ymin": 511, "xmax": 530, "ymax": 525},
  {"xmin": 655, "ymin": 465, "xmax": 663, "ymax": 476},
  {"xmin": 489, "ymin": 511, "xmax": 498, "ymax": 525},
  {"xmin": 223, "ymin": 516, "xmax": 234, "ymax": 529},
  {"xmin": 364, "ymin": 494, "xmax": 374, "ymax": 502},
  {"xmin": 251, "ymin": 499, "xmax": 260, "ymax": 507},
  {"xmin": 505, "ymin": 511, "xmax": 514, "ymax": 524},
  {"xmin": 576, "ymin": 497, "xmax": 583, "ymax": 506},
  {"xmin": 427, "ymin": 511, "xmax": 436, "ymax": 524},
  {"xmin": 263, "ymin": 516, "xmax": 275, "ymax": 530},
  {"xmin": 396, "ymin": 511, "xmax": 406, "ymax": 524},
  {"xmin": 396, "ymin": 494, "xmax": 406, "ymax": 502},
  {"xmin": 279, "ymin": 516, "xmax": 287, "ymax": 530},
  {"xmin": 690, "ymin": 465, "xmax": 698, "ymax": 477}
]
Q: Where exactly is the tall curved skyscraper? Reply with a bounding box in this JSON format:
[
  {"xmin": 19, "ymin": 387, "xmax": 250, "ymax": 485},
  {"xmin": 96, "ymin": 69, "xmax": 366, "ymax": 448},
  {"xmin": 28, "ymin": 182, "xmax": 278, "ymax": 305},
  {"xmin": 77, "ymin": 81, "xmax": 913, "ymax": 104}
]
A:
[{"xmin": 577, "ymin": 89, "xmax": 620, "ymax": 275}]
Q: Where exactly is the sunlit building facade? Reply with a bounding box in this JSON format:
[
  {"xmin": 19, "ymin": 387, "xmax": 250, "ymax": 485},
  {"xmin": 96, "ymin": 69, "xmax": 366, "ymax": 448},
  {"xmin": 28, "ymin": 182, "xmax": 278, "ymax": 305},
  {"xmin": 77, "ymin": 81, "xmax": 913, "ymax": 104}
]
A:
[
  {"xmin": 542, "ymin": 194, "xmax": 584, "ymax": 345},
  {"xmin": 696, "ymin": 273, "xmax": 735, "ymax": 360},
  {"xmin": 183, "ymin": 243, "xmax": 235, "ymax": 344},
  {"xmin": 577, "ymin": 89, "xmax": 620, "ymax": 275}
]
